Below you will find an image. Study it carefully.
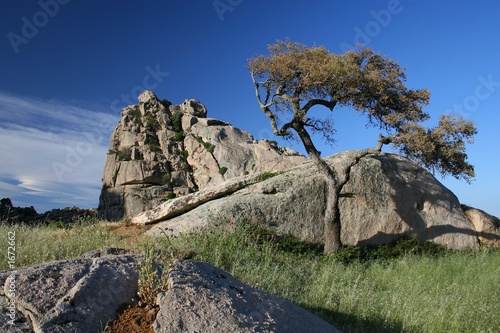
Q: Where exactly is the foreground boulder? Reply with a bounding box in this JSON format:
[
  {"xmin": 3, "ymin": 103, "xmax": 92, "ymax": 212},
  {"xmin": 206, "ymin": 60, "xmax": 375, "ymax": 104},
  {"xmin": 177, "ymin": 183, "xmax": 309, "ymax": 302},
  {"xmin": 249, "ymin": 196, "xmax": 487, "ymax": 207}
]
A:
[
  {"xmin": 154, "ymin": 260, "xmax": 342, "ymax": 333},
  {"xmin": 98, "ymin": 90, "xmax": 305, "ymax": 220},
  {"xmin": 144, "ymin": 151, "xmax": 480, "ymax": 249},
  {"xmin": 1, "ymin": 252, "xmax": 342, "ymax": 332},
  {"xmin": 0, "ymin": 249, "xmax": 141, "ymax": 333}
]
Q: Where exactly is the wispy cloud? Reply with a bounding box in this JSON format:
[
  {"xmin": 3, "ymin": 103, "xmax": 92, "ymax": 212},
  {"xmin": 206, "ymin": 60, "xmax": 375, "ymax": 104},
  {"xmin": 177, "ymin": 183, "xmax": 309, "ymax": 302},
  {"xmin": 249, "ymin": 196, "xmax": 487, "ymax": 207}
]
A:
[{"xmin": 0, "ymin": 91, "xmax": 118, "ymax": 212}]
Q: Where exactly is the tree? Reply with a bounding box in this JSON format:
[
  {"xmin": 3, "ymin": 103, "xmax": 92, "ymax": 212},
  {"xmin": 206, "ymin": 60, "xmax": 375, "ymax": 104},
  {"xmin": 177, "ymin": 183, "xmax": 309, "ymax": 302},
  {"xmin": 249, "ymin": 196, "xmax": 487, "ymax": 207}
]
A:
[{"xmin": 247, "ymin": 40, "xmax": 476, "ymax": 253}]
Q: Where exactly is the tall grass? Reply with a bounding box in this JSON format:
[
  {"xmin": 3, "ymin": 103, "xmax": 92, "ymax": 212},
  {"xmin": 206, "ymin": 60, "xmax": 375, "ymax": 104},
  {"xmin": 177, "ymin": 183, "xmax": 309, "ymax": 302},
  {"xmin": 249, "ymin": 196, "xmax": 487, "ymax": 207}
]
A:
[
  {"xmin": 1, "ymin": 219, "xmax": 498, "ymax": 332},
  {"xmin": 0, "ymin": 218, "xmax": 127, "ymax": 270},
  {"xmin": 150, "ymin": 222, "xmax": 500, "ymax": 333}
]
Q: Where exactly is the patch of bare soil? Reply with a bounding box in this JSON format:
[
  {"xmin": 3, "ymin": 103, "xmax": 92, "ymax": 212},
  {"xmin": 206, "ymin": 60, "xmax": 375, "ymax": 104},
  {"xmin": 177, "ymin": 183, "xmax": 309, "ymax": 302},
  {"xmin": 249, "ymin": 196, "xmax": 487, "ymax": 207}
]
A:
[{"xmin": 105, "ymin": 304, "xmax": 159, "ymax": 333}]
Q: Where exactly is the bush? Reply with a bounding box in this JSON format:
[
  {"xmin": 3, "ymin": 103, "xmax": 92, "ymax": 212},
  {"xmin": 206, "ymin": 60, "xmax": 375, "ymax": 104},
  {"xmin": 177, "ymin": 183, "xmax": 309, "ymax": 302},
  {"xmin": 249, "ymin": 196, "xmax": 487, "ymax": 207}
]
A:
[
  {"xmin": 219, "ymin": 166, "xmax": 228, "ymax": 176},
  {"xmin": 203, "ymin": 141, "xmax": 215, "ymax": 154},
  {"xmin": 165, "ymin": 192, "xmax": 176, "ymax": 200},
  {"xmin": 171, "ymin": 112, "xmax": 183, "ymax": 133},
  {"xmin": 174, "ymin": 131, "xmax": 184, "ymax": 142}
]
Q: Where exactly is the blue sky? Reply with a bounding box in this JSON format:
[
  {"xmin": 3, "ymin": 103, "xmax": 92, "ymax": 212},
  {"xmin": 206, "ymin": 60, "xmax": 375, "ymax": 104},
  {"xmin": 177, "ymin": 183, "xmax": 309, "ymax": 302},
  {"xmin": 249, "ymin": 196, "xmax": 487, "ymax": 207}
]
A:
[{"xmin": 0, "ymin": 0, "xmax": 499, "ymax": 217}]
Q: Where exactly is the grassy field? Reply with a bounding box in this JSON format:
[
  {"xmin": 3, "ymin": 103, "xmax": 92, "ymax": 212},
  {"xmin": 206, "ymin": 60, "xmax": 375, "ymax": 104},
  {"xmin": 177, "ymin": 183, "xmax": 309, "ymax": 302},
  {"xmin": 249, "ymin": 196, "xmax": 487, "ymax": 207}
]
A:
[{"xmin": 1, "ymin": 218, "xmax": 499, "ymax": 333}]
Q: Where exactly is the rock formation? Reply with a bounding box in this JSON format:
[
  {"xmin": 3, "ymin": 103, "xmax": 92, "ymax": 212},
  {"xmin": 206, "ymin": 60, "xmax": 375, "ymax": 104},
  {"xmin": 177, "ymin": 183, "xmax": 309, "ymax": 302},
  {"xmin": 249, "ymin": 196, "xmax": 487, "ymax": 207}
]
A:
[
  {"xmin": 0, "ymin": 198, "xmax": 96, "ymax": 225},
  {"xmin": 98, "ymin": 91, "xmax": 305, "ymax": 220},
  {"xmin": 0, "ymin": 250, "xmax": 342, "ymax": 332},
  {"xmin": 462, "ymin": 205, "xmax": 500, "ymax": 247},
  {"xmin": 142, "ymin": 151, "xmax": 481, "ymax": 250},
  {"xmin": 154, "ymin": 260, "xmax": 341, "ymax": 333}
]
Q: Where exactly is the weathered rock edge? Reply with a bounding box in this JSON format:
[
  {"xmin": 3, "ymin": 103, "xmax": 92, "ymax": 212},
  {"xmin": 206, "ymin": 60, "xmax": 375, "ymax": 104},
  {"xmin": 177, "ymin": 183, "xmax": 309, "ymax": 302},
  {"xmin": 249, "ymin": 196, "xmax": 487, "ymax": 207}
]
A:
[
  {"xmin": 153, "ymin": 259, "xmax": 342, "ymax": 333},
  {"xmin": 0, "ymin": 249, "xmax": 142, "ymax": 333}
]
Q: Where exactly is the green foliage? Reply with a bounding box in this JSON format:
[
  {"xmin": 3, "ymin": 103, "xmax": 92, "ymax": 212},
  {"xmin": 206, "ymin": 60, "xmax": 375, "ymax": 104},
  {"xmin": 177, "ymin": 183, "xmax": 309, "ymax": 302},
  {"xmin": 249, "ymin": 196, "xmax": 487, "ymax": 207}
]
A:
[
  {"xmin": 196, "ymin": 137, "xmax": 216, "ymax": 154},
  {"xmin": 248, "ymin": 39, "xmax": 476, "ymax": 182},
  {"xmin": 204, "ymin": 141, "xmax": 215, "ymax": 154},
  {"xmin": 174, "ymin": 131, "xmax": 184, "ymax": 142},
  {"xmin": 1, "ymin": 218, "xmax": 498, "ymax": 333},
  {"xmin": 117, "ymin": 147, "xmax": 131, "ymax": 161},
  {"xmin": 174, "ymin": 149, "xmax": 188, "ymax": 158},
  {"xmin": 137, "ymin": 243, "xmax": 169, "ymax": 306},
  {"xmin": 149, "ymin": 222, "xmax": 500, "ymax": 333},
  {"xmin": 107, "ymin": 149, "xmax": 116, "ymax": 155},
  {"xmin": 259, "ymin": 171, "xmax": 278, "ymax": 182},
  {"xmin": 242, "ymin": 171, "xmax": 249, "ymax": 176},
  {"xmin": 218, "ymin": 166, "xmax": 228, "ymax": 176},
  {"xmin": 146, "ymin": 115, "xmax": 161, "ymax": 131},
  {"xmin": 165, "ymin": 192, "xmax": 176, "ymax": 200},
  {"xmin": 0, "ymin": 217, "xmax": 125, "ymax": 269},
  {"xmin": 129, "ymin": 108, "xmax": 141, "ymax": 125},
  {"xmin": 171, "ymin": 112, "xmax": 183, "ymax": 133}
]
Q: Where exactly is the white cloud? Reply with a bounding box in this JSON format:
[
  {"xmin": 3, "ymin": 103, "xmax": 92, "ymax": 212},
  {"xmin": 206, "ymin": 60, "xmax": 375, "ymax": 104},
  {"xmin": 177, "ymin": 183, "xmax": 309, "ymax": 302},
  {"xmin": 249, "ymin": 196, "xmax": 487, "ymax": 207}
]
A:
[{"xmin": 0, "ymin": 91, "xmax": 118, "ymax": 212}]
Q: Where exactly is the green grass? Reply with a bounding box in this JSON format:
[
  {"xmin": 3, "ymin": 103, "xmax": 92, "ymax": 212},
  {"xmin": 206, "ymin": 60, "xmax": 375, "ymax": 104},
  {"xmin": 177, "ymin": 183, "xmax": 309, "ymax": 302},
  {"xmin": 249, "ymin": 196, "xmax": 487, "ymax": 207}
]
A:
[
  {"xmin": 1, "ymin": 219, "xmax": 498, "ymax": 332},
  {"xmin": 0, "ymin": 218, "xmax": 129, "ymax": 269},
  {"xmin": 151, "ymin": 222, "xmax": 500, "ymax": 333}
]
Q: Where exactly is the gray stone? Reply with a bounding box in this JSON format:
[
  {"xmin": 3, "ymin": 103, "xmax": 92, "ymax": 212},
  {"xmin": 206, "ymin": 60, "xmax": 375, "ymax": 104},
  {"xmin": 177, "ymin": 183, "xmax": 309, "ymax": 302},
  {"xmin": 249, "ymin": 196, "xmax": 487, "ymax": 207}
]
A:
[
  {"xmin": 179, "ymin": 99, "xmax": 207, "ymax": 117},
  {"xmin": 462, "ymin": 205, "xmax": 500, "ymax": 247},
  {"xmin": 153, "ymin": 260, "xmax": 342, "ymax": 333},
  {"xmin": 98, "ymin": 90, "xmax": 305, "ymax": 220},
  {"xmin": 0, "ymin": 250, "xmax": 142, "ymax": 333},
  {"xmin": 131, "ymin": 172, "xmax": 269, "ymax": 225},
  {"xmin": 145, "ymin": 151, "xmax": 480, "ymax": 250}
]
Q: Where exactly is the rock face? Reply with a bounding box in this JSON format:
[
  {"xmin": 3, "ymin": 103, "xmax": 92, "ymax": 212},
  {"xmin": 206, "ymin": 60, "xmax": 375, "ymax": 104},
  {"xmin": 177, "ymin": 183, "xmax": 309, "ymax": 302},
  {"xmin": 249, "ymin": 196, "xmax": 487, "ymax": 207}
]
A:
[
  {"xmin": 0, "ymin": 249, "xmax": 141, "ymax": 333},
  {"xmin": 145, "ymin": 151, "xmax": 480, "ymax": 249},
  {"xmin": 98, "ymin": 91, "xmax": 305, "ymax": 220},
  {"xmin": 462, "ymin": 205, "xmax": 500, "ymax": 247},
  {"xmin": 153, "ymin": 260, "xmax": 341, "ymax": 333}
]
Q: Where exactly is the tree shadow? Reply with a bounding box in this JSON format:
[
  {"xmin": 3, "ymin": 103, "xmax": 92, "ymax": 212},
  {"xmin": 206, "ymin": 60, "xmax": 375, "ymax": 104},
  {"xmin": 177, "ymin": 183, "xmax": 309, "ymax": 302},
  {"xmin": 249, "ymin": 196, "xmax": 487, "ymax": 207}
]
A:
[
  {"xmin": 303, "ymin": 305, "xmax": 412, "ymax": 333},
  {"xmin": 357, "ymin": 154, "xmax": 481, "ymax": 247}
]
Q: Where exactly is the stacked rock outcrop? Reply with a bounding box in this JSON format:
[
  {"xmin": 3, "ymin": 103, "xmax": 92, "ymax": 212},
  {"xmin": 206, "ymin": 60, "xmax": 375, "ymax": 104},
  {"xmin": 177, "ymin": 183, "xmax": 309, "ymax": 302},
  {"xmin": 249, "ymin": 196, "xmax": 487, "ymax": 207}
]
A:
[{"xmin": 98, "ymin": 91, "xmax": 305, "ymax": 220}]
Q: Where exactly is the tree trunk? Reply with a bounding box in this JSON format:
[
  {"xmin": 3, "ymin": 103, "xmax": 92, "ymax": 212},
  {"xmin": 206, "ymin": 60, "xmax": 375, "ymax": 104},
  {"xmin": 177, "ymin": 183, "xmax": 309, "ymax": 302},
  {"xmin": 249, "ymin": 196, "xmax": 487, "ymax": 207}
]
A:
[
  {"xmin": 293, "ymin": 124, "xmax": 344, "ymax": 253},
  {"xmin": 323, "ymin": 175, "xmax": 342, "ymax": 253}
]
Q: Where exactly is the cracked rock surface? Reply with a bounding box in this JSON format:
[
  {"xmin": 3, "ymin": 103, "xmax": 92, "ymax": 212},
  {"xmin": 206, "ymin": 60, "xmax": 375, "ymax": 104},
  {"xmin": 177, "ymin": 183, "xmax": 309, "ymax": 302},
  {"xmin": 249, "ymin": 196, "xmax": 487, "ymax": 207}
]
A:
[{"xmin": 0, "ymin": 249, "xmax": 142, "ymax": 333}]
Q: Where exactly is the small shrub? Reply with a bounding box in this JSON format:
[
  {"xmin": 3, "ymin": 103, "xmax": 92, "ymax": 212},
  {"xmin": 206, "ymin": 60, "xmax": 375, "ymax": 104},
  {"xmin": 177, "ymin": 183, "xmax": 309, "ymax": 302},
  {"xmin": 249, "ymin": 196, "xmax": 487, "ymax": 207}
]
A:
[
  {"xmin": 174, "ymin": 131, "xmax": 184, "ymax": 142},
  {"xmin": 203, "ymin": 141, "xmax": 215, "ymax": 154},
  {"xmin": 242, "ymin": 171, "xmax": 249, "ymax": 176},
  {"xmin": 117, "ymin": 148, "xmax": 131, "ymax": 161},
  {"xmin": 130, "ymin": 108, "xmax": 141, "ymax": 125},
  {"xmin": 219, "ymin": 166, "xmax": 228, "ymax": 176},
  {"xmin": 165, "ymin": 192, "xmax": 176, "ymax": 200},
  {"xmin": 259, "ymin": 171, "xmax": 277, "ymax": 182},
  {"xmin": 107, "ymin": 149, "xmax": 116, "ymax": 155},
  {"xmin": 171, "ymin": 112, "xmax": 183, "ymax": 133},
  {"xmin": 150, "ymin": 145, "xmax": 162, "ymax": 154},
  {"xmin": 137, "ymin": 244, "xmax": 169, "ymax": 306},
  {"xmin": 146, "ymin": 116, "xmax": 161, "ymax": 131}
]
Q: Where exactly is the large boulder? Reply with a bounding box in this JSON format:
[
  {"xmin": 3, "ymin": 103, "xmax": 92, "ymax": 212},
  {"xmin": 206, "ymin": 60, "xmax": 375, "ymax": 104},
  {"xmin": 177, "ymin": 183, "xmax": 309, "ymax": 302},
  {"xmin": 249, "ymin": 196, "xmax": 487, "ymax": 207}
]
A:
[
  {"xmin": 462, "ymin": 205, "xmax": 500, "ymax": 247},
  {"xmin": 0, "ymin": 249, "xmax": 141, "ymax": 333},
  {"xmin": 154, "ymin": 260, "xmax": 342, "ymax": 333},
  {"xmin": 144, "ymin": 151, "xmax": 480, "ymax": 250},
  {"xmin": 98, "ymin": 91, "xmax": 305, "ymax": 220}
]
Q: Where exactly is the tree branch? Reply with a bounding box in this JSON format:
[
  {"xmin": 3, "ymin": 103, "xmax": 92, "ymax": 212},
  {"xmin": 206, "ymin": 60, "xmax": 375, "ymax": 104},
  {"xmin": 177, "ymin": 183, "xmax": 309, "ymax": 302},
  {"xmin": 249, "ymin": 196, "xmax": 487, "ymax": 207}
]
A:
[{"xmin": 302, "ymin": 99, "xmax": 337, "ymax": 112}]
